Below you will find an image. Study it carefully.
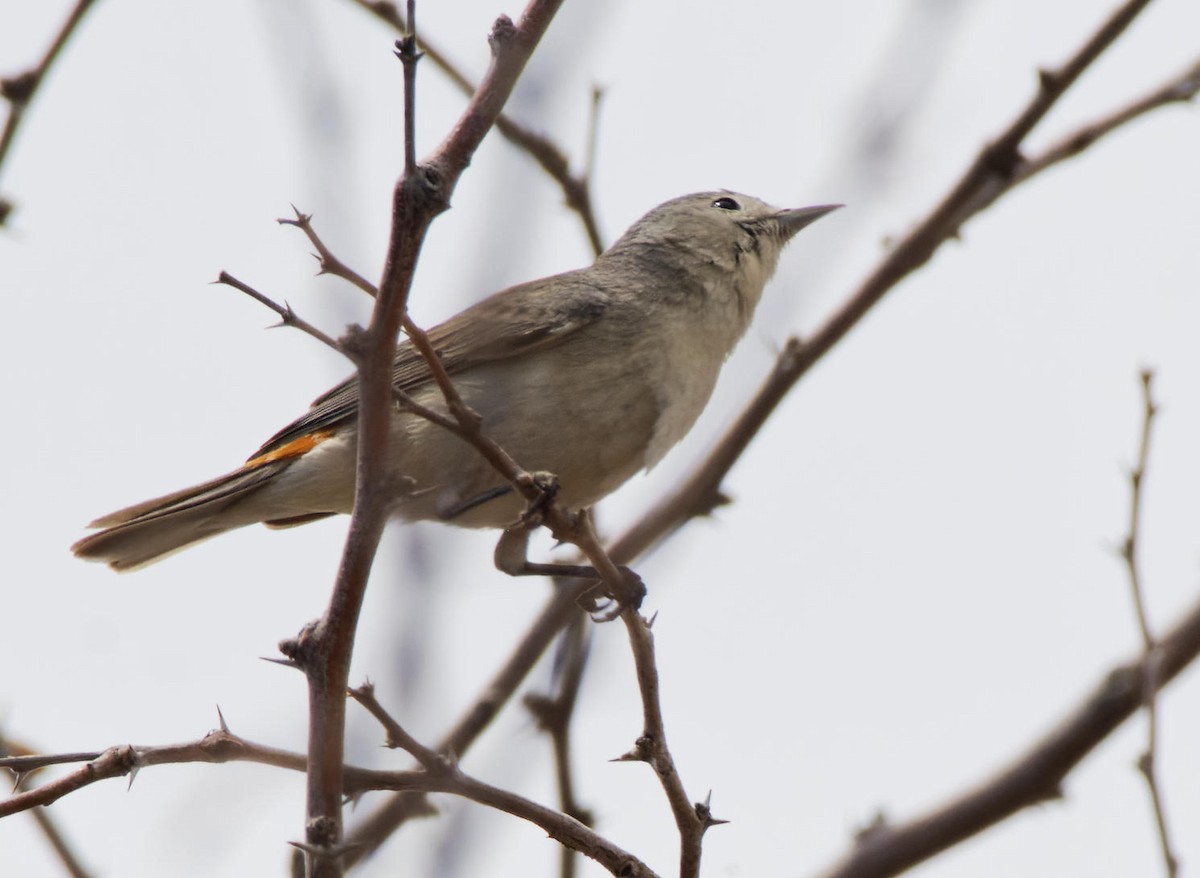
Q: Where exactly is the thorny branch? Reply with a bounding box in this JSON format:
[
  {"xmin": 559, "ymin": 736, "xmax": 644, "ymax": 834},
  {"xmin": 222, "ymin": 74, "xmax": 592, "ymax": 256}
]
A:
[
  {"xmin": 0, "ymin": 725, "xmax": 658, "ymax": 878},
  {"xmin": 524, "ymin": 613, "xmax": 595, "ymax": 878},
  {"xmin": 1118, "ymin": 369, "xmax": 1179, "ymax": 878},
  {"xmin": 612, "ymin": 0, "xmax": 1191, "ymax": 561},
  {"xmin": 814, "ymin": 592, "xmax": 1200, "ymax": 878},
  {"xmin": 298, "ymin": 3, "xmax": 569, "ymax": 876},
  {"xmin": 615, "ymin": 612, "xmax": 719, "ymax": 878},
  {"xmin": 0, "ymin": 732, "xmax": 94, "ymax": 878},
  {"xmin": 339, "ymin": 0, "xmax": 1200, "ymax": 866}
]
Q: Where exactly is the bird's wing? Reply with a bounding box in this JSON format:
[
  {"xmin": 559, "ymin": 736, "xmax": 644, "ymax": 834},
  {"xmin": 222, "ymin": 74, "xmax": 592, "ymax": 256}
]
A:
[{"xmin": 247, "ymin": 270, "xmax": 607, "ymax": 460}]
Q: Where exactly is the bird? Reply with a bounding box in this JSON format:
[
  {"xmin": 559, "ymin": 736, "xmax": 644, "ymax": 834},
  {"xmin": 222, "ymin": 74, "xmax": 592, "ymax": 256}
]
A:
[{"xmin": 72, "ymin": 192, "xmax": 840, "ymax": 571}]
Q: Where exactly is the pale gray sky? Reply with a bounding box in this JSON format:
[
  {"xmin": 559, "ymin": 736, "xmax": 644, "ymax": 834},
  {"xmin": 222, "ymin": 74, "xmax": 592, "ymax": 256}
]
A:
[{"xmin": 3, "ymin": 1, "xmax": 1199, "ymax": 876}]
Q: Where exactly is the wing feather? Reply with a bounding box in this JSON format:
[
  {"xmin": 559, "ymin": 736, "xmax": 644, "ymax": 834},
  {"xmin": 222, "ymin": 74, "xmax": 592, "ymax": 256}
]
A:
[{"xmin": 248, "ymin": 270, "xmax": 607, "ymax": 459}]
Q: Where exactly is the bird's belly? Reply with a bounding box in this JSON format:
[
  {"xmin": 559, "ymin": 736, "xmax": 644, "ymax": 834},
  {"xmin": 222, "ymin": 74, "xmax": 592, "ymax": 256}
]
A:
[{"xmin": 393, "ymin": 351, "xmax": 661, "ymax": 527}]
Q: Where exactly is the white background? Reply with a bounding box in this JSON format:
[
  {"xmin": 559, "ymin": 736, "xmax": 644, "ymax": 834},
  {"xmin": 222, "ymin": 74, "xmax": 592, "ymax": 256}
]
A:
[{"xmin": 2, "ymin": 1, "xmax": 1199, "ymax": 876}]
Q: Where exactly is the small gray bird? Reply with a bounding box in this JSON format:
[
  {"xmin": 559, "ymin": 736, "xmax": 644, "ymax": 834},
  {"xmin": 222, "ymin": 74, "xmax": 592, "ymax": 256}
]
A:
[{"xmin": 73, "ymin": 192, "xmax": 839, "ymax": 571}]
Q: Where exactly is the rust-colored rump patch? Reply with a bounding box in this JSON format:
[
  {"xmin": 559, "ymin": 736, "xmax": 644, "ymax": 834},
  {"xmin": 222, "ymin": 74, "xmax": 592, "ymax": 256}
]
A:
[{"xmin": 245, "ymin": 429, "xmax": 335, "ymax": 468}]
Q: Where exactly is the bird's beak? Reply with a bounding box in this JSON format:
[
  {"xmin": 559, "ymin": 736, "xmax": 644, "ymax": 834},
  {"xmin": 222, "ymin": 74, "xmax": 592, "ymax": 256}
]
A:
[{"xmin": 776, "ymin": 203, "xmax": 843, "ymax": 238}]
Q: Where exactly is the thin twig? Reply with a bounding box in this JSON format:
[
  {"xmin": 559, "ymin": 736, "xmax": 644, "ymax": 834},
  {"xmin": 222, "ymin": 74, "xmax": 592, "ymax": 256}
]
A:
[
  {"xmin": 342, "ymin": 582, "xmax": 590, "ymax": 862},
  {"xmin": 962, "ymin": 55, "xmax": 1200, "ymax": 219},
  {"xmin": 1119, "ymin": 369, "xmax": 1179, "ymax": 878},
  {"xmin": 215, "ymin": 271, "xmax": 348, "ymax": 356},
  {"xmin": 615, "ymin": 611, "xmax": 710, "ymax": 878},
  {"xmin": 279, "ymin": 207, "xmax": 379, "ymax": 296},
  {"xmin": 0, "ymin": 0, "xmax": 99, "ymax": 224},
  {"xmin": 348, "ymin": 681, "xmax": 447, "ymax": 771},
  {"xmin": 395, "ymin": 0, "xmax": 420, "ymax": 174},
  {"xmin": 524, "ymin": 613, "xmax": 595, "ymax": 878},
  {"xmin": 345, "ymin": 0, "xmax": 605, "ymax": 255}
]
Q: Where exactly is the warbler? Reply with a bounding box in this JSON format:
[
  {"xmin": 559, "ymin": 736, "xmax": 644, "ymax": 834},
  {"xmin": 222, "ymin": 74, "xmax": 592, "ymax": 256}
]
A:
[{"xmin": 73, "ymin": 192, "xmax": 839, "ymax": 571}]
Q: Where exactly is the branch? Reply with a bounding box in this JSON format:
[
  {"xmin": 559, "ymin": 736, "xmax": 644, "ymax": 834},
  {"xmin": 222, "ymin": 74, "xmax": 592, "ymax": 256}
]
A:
[
  {"xmin": 524, "ymin": 613, "xmax": 595, "ymax": 878},
  {"xmin": 297, "ymin": 3, "xmax": 567, "ymax": 875},
  {"xmin": 0, "ymin": 732, "xmax": 95, "ymax": 878},
  {"xmin": 610, "ymin": 0, "xmax": 1180, "ymax": 566},
  {"xmin": 346, "ymin": 0, "xmax": 605, "ymax": 255},
  {"xmin": 0, "ymin": 0, "xmax": 99, "ymax": 225},
  {"xmin": 613, "ymin": 612, "xmax": 717, "ymax": 878},
  {"xmin": 1118, "ymin": 369, "xmax": 1179, "ymax": 878},
  {"xmin": 216, "ymin": 271, "xmax": 348, "ymax": 356},
  {"xmin": 347, "ymin": 678, "xmax": 658, "ymax": 877},
  {"xmin": 813, "ymin": 592, "xmax": 1200, "ymax": 878},
  {"xmin": 962, "ymin": 55, "xmax": 1200, "ymax": 219},
  {"xmin": 343, "ymin": 583, "xmax": 591, "ymax": 862},
  {"xmin": 0, "ymin": 724, "xmax": 657, "ymax": 876}
]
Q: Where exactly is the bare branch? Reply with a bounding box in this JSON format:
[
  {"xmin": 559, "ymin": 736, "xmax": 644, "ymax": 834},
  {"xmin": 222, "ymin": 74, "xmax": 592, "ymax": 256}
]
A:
[
  {"xmin": 524, "ymin": 613, "xmax": 595, "ymax": 878},
  {"xmin": 963, "ymin": 55, "xmax": 1200, "ymax": 219},
  {"xmin": 300, "ymin": 3, "xmax": 568, "ymax": 874},
  {"xmin": 215, "ymin": 271, "xmax": 348, "ymax": 356},
  {"xmin": 0, "ymin": 0, "xmax": 99, "ymax": 224},
  {"xmin": 0, "ymin": 732, "xmax": 95, "ymax": 878},
  {"xmin": 348, "ymin": 681, "xmax": 447, "ymax": 772},
  {"xmin": 345, "ymin": 0, "xmax": 605, "ymax": 254},
  {"xmin": 2, "ymin": 724, "xmax": 657, "ymax": 876},
  {"xmin": 615, "ymin": 612, "xmax": 710, "ymax": 878},
  {"xmin": 814, "ymin": 592, "xmax": 1200, "ymax": 878},
  {"xmin": 610, "ymin": 0, "xmax": 1176, "ymax": 566},
  {"xmin": 343, "ymin": 583, "xmax": 590, "ymax": 862},
  {"xmin": 279, "ymin": 207, "xmax": 379, "ymax": 296},
  {"xmin": 1118, "ymin": 369, "xmax": 1179, "ymax": 878}
]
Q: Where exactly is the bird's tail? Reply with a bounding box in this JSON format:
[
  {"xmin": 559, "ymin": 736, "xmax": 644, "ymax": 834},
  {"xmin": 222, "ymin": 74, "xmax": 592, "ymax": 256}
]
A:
[{"xmin": 71, "ymin": 460, "xmax": 306, "ymax": 571}]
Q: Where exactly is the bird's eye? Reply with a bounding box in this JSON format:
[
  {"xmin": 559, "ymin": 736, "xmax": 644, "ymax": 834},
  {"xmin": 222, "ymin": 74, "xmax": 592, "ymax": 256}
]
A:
[{"xmin": 711, "ymin": 196, "xmax": 740, "ymax": 211}]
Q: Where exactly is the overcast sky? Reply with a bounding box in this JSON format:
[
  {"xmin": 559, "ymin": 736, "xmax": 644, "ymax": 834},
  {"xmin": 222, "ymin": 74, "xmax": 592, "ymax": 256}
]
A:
[{"xmin": 3, "ymin": 1, "xmax": 1200, "ymax": 876}]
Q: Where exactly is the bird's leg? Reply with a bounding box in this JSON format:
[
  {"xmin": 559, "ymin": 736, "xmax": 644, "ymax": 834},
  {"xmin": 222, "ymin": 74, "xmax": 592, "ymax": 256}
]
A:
[
  {"xmin": 493, "ymin": 493, "xmax": 645, "ymax": 613},
  {"xmin": 493, "ymin": 525, "xmax": 606, "ymax": 580}
]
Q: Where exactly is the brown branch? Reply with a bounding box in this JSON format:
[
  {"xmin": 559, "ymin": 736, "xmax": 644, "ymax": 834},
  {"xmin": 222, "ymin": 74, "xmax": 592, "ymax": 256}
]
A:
[
  {"xmin": 814, "ymin": 592, "xmax": 1200, "ymax": 878},
  {"xmin": 613, "ymin": 612, "xmax": 713, "ymax": 878},
  {"xmin": 962, "ymin": 55, "xmax": 1200, "ymax": 220},
  {"xmin": 0, "ymin": 732, "xmax": 95, "ymax": 878},
  {"xmin": 321, "ymin": 0, "xmax": 1189, "ymax": 866},
  {"xmin": 349, "ymin": 680, "xmax": 447, "ymax": 771},
  {"xmin": 0, "ymin": 0, "xmax": 99, "ymax": 225},
  {"xmin": 349, "ymin": 680, "xmax": 656, "ymax": 877},
  {"xmin": 1119, "ymin": 369, "xmax": 1179, "ymax": 878},
  {"xmin": 0, "ymin": 725, "xmax": 656, "ymax": 875},
  {"xmin": 342, "ymin": 583, "xmax": 590, "ymax": 862},
  {"xmin": 610, "ymin": 0, "xmax": 1174, "ymax": 566},
  {"xmin": 275, "ymin": 203, "xmax": 640, "ymax": 609},
  {"xmin": 279, "ymin": 207, "xmax": 379, "ymax": 296},
  {"xmin": 297, "ymin": 3, "xmax": 567, "ymax": 876},
  {"xmin": 524, "ymin": 613, "xmax": 595, "ymax": 878},
  {"xmin": 346, "ymin": 0, "xmax": 604, "ymax": 255},
  {"xmin": 216, "ymin": 271, "xmax": 349, "ymax": 356}
]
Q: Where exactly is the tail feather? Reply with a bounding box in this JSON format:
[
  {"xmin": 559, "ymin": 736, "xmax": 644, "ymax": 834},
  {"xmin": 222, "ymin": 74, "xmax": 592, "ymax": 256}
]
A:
[{"xmin": 73, "ymin": 461, "xmax": 290, "ymax": 571}]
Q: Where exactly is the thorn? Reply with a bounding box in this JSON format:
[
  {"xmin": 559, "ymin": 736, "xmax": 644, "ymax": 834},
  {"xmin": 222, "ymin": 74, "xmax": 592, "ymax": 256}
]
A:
[
  {"xmin": 853, "ymin": 810, "xmax": 889, "ymax": 843},
  {"xmin": 216, "ymin": 705, "xmax": 230, "ymax": 733},
  {"xmin": 126, "ymin": 750, "xmax": 143, "ymax": 791},
  {"xmin": 261, "ymin": 655, "xmax": 302, "ymax": 671},
  {"xmin": 646, "ymin": 611, "xmax": 659, "ymax": 629},
  {"xmin": 695, "ymin": 790, "xmax": 730, "ymax": 828}
]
